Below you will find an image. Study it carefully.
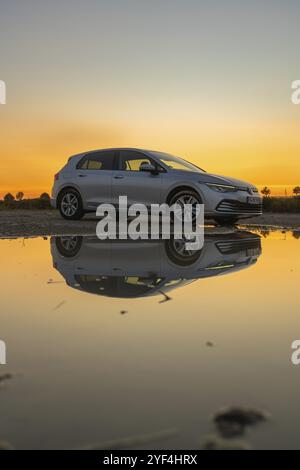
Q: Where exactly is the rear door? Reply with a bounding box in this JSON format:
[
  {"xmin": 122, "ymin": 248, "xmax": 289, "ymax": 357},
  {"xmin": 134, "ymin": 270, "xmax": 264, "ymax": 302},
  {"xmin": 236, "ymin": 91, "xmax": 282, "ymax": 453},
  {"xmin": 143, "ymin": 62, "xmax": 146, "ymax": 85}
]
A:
[
  {"xmin": 111, "ymin": 150, "xmax": 162, "ymax": 206},
  {"xmin": 76, "ymin": 150, "xmax": 115, "ymax": 209}
]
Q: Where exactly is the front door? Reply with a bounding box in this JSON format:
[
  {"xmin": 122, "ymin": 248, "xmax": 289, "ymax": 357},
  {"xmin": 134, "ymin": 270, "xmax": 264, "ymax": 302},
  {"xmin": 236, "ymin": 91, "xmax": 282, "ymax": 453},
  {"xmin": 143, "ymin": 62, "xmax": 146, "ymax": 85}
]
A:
[{"xmin": 111, "ymin": 150, "xmax": 162, "ymax": 207}]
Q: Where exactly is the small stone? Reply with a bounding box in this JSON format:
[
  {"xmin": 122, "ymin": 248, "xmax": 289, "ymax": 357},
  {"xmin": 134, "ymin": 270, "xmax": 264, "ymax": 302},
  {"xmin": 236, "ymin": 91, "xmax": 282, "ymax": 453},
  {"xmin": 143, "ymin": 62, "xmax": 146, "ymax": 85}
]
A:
[
  {"xmin": 0, "ymin": 373, "xmax": 13, "ymax": 383},
  {"xmin": 213, "ymin": 405, "xmax": 269, "ymax": 437},
  {"xmin": 202, "ymin": 435, "xmax": 251, "ymax": 450}
]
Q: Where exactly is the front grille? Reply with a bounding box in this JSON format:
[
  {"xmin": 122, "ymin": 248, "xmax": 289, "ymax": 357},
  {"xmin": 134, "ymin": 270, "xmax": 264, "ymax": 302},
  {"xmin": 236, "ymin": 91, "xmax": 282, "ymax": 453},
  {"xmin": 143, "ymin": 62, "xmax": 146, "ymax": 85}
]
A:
[
  {"xmin": 216, "ymin": 238, "xmax": 261, "ymax": 255},
  {"xmin": 216, "ymin": 199, "xmax": 262, "ymax": 214}
]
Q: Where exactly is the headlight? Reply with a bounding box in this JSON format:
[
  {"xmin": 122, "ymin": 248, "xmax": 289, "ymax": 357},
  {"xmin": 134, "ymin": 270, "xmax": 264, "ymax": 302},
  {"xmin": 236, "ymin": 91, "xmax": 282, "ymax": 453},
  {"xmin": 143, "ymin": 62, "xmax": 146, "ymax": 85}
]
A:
[{"xmin": 205, "ymin": 183, "xmax": 237, "ymax": 193}]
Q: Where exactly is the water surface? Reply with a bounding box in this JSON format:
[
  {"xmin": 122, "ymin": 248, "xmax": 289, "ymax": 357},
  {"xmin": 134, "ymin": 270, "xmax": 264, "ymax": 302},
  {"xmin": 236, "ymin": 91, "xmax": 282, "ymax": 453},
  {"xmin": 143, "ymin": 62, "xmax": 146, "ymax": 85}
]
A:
[{"xmin": 1, "ymin": 230, "xmax": 300, "ymax": 449}]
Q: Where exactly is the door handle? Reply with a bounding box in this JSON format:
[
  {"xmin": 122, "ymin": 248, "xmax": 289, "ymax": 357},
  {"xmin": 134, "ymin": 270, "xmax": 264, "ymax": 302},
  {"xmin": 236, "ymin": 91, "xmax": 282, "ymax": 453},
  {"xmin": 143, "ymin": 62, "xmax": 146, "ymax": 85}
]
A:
[
  {"xmin": 78, "ymin": 174, "xmax": 87, "ymax": 177},
  {"xmin": 114, "ymin": 175, "xmax": 124, "ymax": 179}
]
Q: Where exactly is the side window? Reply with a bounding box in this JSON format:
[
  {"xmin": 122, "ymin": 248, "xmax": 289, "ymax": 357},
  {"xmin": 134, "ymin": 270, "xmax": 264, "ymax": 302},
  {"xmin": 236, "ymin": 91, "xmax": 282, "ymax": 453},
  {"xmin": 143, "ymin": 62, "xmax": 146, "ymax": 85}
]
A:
[
  {"xmin": 118, "ymin": 151, "xmax": 156, "ymax": 172},
  {"xmin": 77, "ymin": 151, "xmax": 115, "ymax": 170}
]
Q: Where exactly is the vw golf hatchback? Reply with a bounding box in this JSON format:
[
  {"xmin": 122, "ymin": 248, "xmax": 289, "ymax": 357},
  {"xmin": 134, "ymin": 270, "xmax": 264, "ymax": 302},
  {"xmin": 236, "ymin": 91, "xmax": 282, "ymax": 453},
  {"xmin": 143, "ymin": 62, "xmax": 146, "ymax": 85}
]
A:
[{"xmin": 51, "ymin": 148, "xmax": 262, "ymax": 225}]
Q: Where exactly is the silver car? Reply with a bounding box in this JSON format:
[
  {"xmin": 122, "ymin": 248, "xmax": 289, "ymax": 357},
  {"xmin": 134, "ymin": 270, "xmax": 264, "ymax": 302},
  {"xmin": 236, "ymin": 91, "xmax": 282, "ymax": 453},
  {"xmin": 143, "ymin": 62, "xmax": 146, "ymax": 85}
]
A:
[
  {"xmin": 51, "ymin": 231, "xmax": 261, "ymax": 298},
  {"xmin": 51, "ymin": 148, "xmax": 262, "ymax": 225}
]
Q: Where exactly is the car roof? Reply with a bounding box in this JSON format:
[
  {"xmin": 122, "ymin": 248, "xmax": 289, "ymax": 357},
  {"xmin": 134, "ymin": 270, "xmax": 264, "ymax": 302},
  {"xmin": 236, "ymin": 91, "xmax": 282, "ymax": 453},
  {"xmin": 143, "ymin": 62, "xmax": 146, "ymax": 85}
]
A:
[{"xmin": 69, "ymin": 148, "xmax": 164, "ymax": 159}]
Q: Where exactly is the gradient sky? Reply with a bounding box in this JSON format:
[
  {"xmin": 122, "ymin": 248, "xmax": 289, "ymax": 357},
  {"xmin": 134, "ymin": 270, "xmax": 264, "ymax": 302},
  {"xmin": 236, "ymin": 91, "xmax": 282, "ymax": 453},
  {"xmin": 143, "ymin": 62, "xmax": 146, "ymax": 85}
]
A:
[{"xmin": 0, "ymin": 0, "xmax": 300, "ymax": 197}]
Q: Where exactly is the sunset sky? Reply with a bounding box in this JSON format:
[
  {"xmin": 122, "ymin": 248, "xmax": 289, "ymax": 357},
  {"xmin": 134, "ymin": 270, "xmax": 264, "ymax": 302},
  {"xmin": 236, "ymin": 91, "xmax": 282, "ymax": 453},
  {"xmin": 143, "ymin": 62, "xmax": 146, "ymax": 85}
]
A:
[{"xmin": 0, "ymin": 0, "xmax": 300, "ymax": 197}]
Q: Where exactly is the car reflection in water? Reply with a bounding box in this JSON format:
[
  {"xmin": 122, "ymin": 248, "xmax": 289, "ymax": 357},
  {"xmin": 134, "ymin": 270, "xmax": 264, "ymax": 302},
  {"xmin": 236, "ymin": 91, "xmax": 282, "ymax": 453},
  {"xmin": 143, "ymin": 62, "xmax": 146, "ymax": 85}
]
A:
[{"xmin": 50, "ymin": 231, "xmax": 262, "ymax": 299}]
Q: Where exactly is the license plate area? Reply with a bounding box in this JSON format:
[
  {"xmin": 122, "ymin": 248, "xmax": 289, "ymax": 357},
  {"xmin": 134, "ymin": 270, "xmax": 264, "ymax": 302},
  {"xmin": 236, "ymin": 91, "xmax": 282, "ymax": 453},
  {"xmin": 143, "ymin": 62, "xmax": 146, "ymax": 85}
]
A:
[{"xmin": 247, "ymin": 196, "xmax": 261, "ymax": 205}]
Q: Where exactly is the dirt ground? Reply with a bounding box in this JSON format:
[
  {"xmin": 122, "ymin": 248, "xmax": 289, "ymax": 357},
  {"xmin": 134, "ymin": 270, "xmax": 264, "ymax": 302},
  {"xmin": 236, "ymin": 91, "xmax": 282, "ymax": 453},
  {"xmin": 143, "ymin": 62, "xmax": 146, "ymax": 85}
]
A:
[{"xmin": 0, "ymin": 210, "xmax": 299, "ymax": 238}]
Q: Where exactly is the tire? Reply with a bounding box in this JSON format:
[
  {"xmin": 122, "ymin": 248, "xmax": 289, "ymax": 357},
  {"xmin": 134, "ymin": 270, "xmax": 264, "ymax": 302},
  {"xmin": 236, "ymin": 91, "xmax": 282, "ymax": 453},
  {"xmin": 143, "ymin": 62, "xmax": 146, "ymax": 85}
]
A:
[
  {"xmin": 58, "ymin": 188, "xmax": 84, "ymax": 220},
  {"xmin": 55, "ymin": 236, "xmax": 83, "ymax": 258},
  {"xmin": 165, "ymin": 238, "xmax": 202, "ymax": 266},
  {"xmin": 214, "ymin": 216, "xmax": 239, "ymax": 226},
  {"xmin": 168, "ymin": 189, "xmax": 202, "ymax": 225}
]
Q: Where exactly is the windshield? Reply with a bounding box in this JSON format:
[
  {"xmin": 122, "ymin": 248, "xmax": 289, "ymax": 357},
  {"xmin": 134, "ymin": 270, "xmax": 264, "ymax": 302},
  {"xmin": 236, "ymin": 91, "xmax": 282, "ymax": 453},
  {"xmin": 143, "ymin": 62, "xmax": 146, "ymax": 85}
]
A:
[{"xmin": 151, "ymin": 151, "xmax": 205, "ymax": 173}]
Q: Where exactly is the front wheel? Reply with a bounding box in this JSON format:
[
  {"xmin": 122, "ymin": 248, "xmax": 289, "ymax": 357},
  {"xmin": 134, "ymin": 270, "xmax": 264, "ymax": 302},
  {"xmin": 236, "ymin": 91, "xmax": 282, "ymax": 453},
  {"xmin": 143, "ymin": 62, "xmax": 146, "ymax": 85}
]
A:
[
  {"xmin": 58, "ymin": 189, "xmax": 84, "ymax": 220},
  {"xmin": 165, "ymin": 238, "xmax": 202, "ymax": 266},
  {"xmin": 168, "ymin": 189, "xmax": 202, "ymax": 224}
]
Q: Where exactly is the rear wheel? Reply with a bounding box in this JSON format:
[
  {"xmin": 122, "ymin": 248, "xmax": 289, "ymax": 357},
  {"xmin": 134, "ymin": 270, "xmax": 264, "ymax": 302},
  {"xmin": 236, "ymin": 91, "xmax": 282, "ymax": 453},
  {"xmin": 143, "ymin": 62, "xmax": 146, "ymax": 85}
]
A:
[
  {"xmin": 55, "ymin": 236, "xmax": 83, "ymax": 257},
  {"xmin": 58, "ymin": 189, "xmax": 84, "ymax": 220}
]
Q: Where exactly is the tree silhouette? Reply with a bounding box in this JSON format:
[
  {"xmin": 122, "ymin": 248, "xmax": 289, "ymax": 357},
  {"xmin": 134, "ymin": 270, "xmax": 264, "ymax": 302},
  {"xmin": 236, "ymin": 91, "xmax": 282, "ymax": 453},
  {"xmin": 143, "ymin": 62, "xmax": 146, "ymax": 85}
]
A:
[
  {"xmin": 260, "ymin": 229, "xmax": 270, "ymax": 238},
  {"xmin": 40, "ymin": 192, "xmax": 50, "ymax": 200},
  {"xmin": 293, "ymin": 186, "xmax": 300, "ymax": 196},
  {"xmin": 293, "ymin": 231, "xmax": 300, "ymax": 239},
  {"xmin": 4, "ymin": 193, "xmax": 15, "ymax": 202},
  {"xmin": 16, "ymin": 191, "xmax": 24, "ymax": 201},
  {"xmin": 261, "ymin": 186, "xmax": 271, "ymax": 197}
]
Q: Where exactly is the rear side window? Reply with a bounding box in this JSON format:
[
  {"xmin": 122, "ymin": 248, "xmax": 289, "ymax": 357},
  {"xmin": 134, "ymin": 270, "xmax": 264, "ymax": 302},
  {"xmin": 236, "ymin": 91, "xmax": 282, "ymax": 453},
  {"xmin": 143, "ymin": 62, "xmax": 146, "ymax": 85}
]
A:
[{"xmin": 77, "ymin": 151, "xmax": 115, "ymax": 170}]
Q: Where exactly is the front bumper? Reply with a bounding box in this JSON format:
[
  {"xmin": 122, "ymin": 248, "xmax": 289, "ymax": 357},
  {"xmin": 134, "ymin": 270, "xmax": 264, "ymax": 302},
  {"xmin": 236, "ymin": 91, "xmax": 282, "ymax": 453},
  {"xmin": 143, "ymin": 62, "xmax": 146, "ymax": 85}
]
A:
[
  {"xmin": 215, "ymin": 198, "xmax": 262, "ymax": 216},
  {"xmin": 201, "ymin": 187, "xmax": 262, "ymax": 218}
]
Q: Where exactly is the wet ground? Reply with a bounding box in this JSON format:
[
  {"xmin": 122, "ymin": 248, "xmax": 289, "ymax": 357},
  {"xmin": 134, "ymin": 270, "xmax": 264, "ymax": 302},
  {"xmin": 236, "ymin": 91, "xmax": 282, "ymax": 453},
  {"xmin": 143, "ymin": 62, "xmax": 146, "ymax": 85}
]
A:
[
  {"xmin": 1, "ymin": 229, "xmax": 300, "ymax": 449},
  {"xmin": 0, "ymin": 210, "xmax": 299, "ymax": 238}
]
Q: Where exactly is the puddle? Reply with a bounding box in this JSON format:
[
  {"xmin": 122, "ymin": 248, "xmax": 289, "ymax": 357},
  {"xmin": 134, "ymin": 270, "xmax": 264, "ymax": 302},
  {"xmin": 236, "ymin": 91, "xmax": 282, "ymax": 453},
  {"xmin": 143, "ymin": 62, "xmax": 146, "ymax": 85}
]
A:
[{"xmin": 0, "ymin": 230, "xmax": 300, "ymax": 449}]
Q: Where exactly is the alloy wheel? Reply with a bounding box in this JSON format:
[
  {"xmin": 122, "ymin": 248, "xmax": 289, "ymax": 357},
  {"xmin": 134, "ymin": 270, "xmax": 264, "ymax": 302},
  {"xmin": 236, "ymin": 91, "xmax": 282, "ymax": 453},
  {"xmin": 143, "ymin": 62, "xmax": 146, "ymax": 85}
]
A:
[{"xmin": 61, "ymin": 193, "xmax": 79, "ymax": 217}]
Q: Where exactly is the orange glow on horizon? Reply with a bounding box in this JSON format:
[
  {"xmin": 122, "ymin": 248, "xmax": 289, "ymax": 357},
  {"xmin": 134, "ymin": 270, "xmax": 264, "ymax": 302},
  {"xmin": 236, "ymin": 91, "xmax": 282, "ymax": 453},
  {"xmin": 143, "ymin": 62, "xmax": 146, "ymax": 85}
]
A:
[{"xmin": 1, "ymin": 115, "xmax": 300, "ymax": 199}]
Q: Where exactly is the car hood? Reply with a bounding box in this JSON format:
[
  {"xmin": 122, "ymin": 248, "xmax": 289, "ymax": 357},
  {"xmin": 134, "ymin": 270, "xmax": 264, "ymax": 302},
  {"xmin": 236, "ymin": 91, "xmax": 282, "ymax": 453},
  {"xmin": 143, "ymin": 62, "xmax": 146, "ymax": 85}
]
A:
[
  {"xmin": 172, "ymin": 169, "xmax": 256, "ymax": 189},
  {"xmin": 205, "ymin": 173, "xmax": 256, "ymax": 189}
]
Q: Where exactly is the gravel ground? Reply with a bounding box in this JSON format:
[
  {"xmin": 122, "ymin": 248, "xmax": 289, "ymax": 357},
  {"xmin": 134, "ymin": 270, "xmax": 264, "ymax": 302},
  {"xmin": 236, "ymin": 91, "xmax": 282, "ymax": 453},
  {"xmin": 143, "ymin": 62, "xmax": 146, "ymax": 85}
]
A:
[{"xmin": 0, "ymin": 210, "xmax": 299, "ymax": 238}]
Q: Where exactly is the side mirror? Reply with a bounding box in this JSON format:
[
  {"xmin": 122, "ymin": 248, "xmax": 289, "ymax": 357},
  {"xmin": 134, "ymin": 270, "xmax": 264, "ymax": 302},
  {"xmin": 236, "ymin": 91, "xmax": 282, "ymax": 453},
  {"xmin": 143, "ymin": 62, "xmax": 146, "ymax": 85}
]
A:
[{"xmin": 139, "ymin": 162, "xmax": 158, "ymax": 174}]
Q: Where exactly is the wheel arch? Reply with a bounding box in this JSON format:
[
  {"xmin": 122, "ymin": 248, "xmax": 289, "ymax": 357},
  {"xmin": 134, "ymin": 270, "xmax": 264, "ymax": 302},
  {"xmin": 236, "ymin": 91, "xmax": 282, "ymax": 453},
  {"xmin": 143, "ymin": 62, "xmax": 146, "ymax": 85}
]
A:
[
  {"xmin": 57, "ymin": 185, "xmax": 83, "ymax": 204},
  {"xmin": 166, "ymin": 185, "xmax": 203, "ymax": 204}
]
